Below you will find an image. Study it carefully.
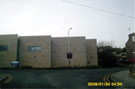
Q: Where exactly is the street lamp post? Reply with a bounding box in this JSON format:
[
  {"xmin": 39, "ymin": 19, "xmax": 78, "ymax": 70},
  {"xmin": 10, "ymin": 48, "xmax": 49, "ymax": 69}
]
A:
[
  {"xmin": 68, "ymin": 28, "xmax": 72, "ymax": 52},
  {"xmin": 68, "ymin": 28, "xmax": 72, "ymax": 67}
]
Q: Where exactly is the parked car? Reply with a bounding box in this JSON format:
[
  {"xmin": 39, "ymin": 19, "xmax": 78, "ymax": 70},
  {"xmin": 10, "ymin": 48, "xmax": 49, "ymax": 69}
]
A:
[{"xmin": 129, "ymin": 58, "xmax": 135, "ymax": 73}]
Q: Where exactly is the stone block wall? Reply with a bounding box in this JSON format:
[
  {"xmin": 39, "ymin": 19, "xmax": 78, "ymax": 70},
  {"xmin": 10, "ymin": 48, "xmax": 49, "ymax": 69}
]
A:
[
  {"xmin": 19, "ymin": 36, "xmax": 51, "ymax": 68},
  {"xmin": 51, "ymin": 37, "xmax": 87, "ymax": 68},
  {"xmin": 86, "ymin": 39, "xmax": 98, "ymax": 66},
  {"xmin": 0, "ymin": 35, "xmax": 98, "ymax": 68},
  {"xmin": 0, "ymin": 35, "xmax": 18, "ymax": 68}
]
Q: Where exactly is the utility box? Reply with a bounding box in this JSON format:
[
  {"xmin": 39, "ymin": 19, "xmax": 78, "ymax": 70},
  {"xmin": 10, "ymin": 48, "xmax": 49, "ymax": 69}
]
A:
[
  {"xmin": 11, "ymin": 61, "xmax": 19, "ymax": 68},
  {"xmin": 0, "ymin": 35, "xmax": 18, "ymax": 68}
]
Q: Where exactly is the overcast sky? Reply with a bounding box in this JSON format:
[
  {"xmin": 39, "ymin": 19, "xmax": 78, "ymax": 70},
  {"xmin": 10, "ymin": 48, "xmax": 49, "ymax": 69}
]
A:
[{"xmin": 0, "ymin": 0, "xmax": 134, "ymax": 48}]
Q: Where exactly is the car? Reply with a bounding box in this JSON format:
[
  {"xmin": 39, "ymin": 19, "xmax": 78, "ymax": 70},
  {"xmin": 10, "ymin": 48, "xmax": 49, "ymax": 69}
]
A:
[{"xmin": 129, "ymin": 58, "xmax": 135, "ymax": 74}]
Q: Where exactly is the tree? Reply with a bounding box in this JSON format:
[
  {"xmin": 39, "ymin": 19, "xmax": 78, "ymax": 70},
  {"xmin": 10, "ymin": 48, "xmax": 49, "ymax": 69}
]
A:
[
  {"xmin": 98, "ymin": 41, "xmax": 115, "ymax": 48},
  {"xmin": 97, "ymin": 41, "xmax": 117, "ymax": 67}
]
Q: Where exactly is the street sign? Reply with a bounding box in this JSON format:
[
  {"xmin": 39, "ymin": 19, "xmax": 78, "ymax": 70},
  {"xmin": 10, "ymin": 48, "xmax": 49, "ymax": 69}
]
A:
[{"xmin": 67, "ymin": 52, "xmax": 72, "ymax": 59}]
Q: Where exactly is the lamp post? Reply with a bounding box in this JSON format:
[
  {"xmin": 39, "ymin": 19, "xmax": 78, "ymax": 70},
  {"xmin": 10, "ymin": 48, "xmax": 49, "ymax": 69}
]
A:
[
  {"xmin": 68, "ymin": 28, "xmax": 72, "ymax": 67},
  {"xmin": 68, "ymin": 28, "xmax": 72, "ymax": 52}
]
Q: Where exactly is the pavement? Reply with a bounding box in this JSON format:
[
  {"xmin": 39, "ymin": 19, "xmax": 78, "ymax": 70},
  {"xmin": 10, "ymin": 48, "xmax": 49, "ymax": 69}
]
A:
[
  {"xmin": 111, "ymin": 69, "xmax": 135, "ymax": 88},
  {"xmin": 0, "ymin": 74, "xmax": 8, "ymax": 83}
]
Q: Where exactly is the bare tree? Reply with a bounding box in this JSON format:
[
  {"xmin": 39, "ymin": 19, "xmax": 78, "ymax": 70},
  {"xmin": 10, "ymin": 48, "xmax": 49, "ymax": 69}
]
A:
[{"xmin": 98, "ymin": 40, "xmax": 115, "ymax": 47}]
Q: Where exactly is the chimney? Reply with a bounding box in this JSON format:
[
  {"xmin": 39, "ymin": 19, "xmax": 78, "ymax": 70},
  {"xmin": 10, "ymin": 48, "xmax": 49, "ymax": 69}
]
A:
[{"xmin": 129, "ymin": 33, "xmax": 135, "ymax": 41}]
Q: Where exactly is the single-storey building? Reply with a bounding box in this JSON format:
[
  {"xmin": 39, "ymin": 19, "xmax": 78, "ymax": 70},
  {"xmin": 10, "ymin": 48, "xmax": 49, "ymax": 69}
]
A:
[{"xmin": 0, "ymin": 34, "xmax": 98, "ymax": 68}]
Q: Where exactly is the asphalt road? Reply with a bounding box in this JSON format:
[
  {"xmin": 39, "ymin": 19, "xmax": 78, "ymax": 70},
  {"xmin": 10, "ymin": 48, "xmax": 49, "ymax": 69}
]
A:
[{"xmin": 0, "ymin": 68, "xmax": 127, "ymax": 89}]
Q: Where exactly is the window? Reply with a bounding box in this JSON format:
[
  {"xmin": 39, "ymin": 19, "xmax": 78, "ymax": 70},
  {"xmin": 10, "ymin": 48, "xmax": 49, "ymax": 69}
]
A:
[
  {"xmin": 28, "ymin": 46, "xmax": 41, "ymax": 52},
  {"xmin": 0, "ymin": 45, "xmax": 8, "ymax": 51},
  {"xmin": 132, "ymin": 36, "xmax": 135, "ymax": 42}
]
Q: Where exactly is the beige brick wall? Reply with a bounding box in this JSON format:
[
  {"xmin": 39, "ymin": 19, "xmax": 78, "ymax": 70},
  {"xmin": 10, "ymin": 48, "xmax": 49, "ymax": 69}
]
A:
[
  {"xmin": 19, "ymin": 36, "xmax": 51, "ymax": 68},
  {"xmin": 86, "ymin": 39, "xmax": 98, "ymax": 66},
  {"xmin": 0, "ymin": 35, "xmax": 18, "ymax": 68},
  {"xmin": 52, "ymin": 37, "xmax": 87, "ymax": 68}
]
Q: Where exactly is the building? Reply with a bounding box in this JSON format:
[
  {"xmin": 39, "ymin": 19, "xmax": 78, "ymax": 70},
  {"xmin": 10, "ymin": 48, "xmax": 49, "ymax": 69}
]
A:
[
  {"xmin": 19, "ymin": 36, "xmax": 51, "ymax": 68},
  {"xmin": 0, "ymin": 35, "xmax": 18, "ymax": 68},
  {"xmin": 0, "ymin": 34, "xmax": 98, "ymax": 68},
  {"xmin": 86, "ymin": 39, "xmax": 98, "ymax": 66},
  {"xmin": 126, "ymin": 33, "xmax": 135, "ymax": 59},
  {"xmin": 52, "ymin": 37, "xmax": 87, "ymax": 68}
]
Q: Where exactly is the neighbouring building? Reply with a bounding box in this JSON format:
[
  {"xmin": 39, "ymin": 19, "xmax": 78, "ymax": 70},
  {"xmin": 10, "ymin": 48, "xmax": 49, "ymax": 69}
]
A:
[
  {"xmin": 0, "ymin": 35, "xmax": 18, "ymax": 68},
  {"xmin": 0, "ymin": 34, "xmax": 98, "ymax": 68},
  {"xmin": 126, "ymin": 33, "xmax": 135, "ymax": 59}
]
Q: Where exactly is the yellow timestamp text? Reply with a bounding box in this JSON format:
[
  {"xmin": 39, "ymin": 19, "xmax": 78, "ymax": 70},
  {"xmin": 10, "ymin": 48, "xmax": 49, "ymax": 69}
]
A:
[{"xmin": 88, "ymin": 82, "xmax": 123, "ymax": 86}]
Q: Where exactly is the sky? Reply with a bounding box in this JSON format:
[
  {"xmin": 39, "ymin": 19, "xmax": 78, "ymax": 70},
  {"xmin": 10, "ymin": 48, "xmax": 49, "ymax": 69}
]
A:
[{"xmin": 0, "ymin": 0, "xmax": 134, "ymax": 48}]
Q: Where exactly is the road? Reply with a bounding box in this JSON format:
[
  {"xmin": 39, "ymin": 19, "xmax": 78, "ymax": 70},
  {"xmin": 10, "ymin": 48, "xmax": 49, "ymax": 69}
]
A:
[{"xmin": 0, "ymin": 68, "xmax": 127, "ymax": 89}]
